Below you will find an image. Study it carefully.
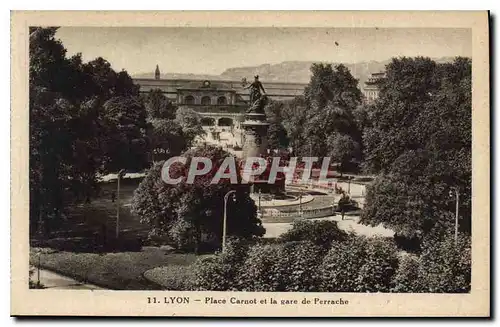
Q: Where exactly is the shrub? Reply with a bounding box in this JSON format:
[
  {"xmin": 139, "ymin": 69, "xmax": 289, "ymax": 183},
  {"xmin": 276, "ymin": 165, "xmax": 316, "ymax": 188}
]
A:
[
  {"xmin": 237, "ymin": 240, "xmax": 326, "ymax": 292},
  {"xmin": 417, "ymin": 232, "xmax": 471, "ymax": 293},
  {"xmin": 237, "ymin": 243, "xmax": 284, "ymax": 291},
  {"xmin": 275, "ymin": 241, "xmax": 324, "ymax": 292},
  {"xmin": 391, "ymin": 232, "xmax": 471, "ymax": 293},
  {"xmin": 319, "ymin": 236, "xmax": 398, "ymax": 292},
  {"xmin": 191, "ymin": 238, "xmax": 250, "ymax": 291},
  {"xmin": 278, "ymin": 219, "xmax": 348, "ymax": 250},
  {"xmin": 144, "ymin": 265, "xmax": 194, "ymax": 290},
  {"xmin": 391, "ymin": 254, "xmax": 420, "ymax": 292},
  {"xmin": 355, "ymin": 238, "xmax": 399, "ymax": 292},
  {"xmin": 191, "ymin": 256, "xmax": 228, "ymax": 291}
]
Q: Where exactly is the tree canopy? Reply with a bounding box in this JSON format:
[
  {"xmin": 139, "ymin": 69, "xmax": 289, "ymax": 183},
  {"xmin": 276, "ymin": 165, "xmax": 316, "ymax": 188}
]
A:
[
  {"xmin": 131, "ymin": 145, "xmax": 265, "ymax": 253},
  {"xmin": 281, "ymin": 63, "xmax": 362, "ymax": 167},
  {"xmin": 360, "ymin": 57, "xmax": 472, "ymax": 239},
  {"xmin": 29, "ymin": 27, "xmax": 145, "ymax": 234}
]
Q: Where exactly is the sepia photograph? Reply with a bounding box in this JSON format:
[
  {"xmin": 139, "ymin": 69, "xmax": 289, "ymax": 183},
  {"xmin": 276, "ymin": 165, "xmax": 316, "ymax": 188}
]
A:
[{"xmin": 10, "ymin": 11, "xmax": 490, "ymax": 317}]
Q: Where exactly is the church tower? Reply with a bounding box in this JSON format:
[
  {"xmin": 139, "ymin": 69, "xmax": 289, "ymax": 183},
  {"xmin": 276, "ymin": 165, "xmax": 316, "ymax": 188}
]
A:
[{"xmin": 155, "ymin": 64, "xmax": 160, "ymax": 80}]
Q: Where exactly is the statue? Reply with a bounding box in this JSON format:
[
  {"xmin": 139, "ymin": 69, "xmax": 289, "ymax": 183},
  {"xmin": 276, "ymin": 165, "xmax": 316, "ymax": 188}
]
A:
[
  {"xmin": 246, "ymin": 94, "xmax": 268, "ymax": 114},
  {"xmin": 244, "ymin": 75, "xmax": 268, "ymax": 114}
]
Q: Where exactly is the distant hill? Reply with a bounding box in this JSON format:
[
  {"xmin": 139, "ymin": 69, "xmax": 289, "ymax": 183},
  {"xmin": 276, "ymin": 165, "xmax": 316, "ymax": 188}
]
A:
[
  {"xmin": 133, "ymin": 57, "xmax": 459, "ymax": 91},
  {"xmin": 132, "ymin": 72, "xmax": 227, "ymax": 81}
]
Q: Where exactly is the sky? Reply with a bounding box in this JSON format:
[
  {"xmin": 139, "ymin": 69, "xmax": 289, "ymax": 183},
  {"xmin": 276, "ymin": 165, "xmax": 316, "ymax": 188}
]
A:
[{"xmin": 56, "ymin": 27, "xmax": 472, "ymax": 76}]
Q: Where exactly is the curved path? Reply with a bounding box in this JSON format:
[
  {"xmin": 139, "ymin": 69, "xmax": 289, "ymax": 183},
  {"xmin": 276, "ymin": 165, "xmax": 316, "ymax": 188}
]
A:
[
  {"xmin": 261, "ymin": 181, "xmax": 392, "ymax": 238},
  {"xmin": 30, "ymin": 267, "xmax": 105, "ymax": 290}
]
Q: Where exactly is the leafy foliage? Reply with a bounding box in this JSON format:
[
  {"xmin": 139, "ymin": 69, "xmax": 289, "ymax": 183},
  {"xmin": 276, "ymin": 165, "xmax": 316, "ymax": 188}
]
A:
[
  {"xmin": 280, "ymin": 64, "xmax": 362, "ymax": 167},
  {"xmin": 272, "ymin": 241, "xmax": 324, "ymax": 292},
  {"xmin": 174, "ymin": 107, "xmax": 205, "ymax": 148},
  {"xmin": 327, "ymin": 133, "xmax": 360, "ymax": 172},
  {"xmin": 361, "ymin": 57, "xmax": 472, "ymax": 238},
  {"xmin": 131, "ymin": 145, "xmax": 265, "ymax": 252},
  {"xmin": 237, "ymin": 243, "xmax": 284, "ymax": 291},
  {"xmin": 281, "ymin": 96, "xmax": 307, "ymax": 155},
  {"xmin": 264, "ymin": 100, "xmax": 289, "ymax": 150},
  {"xmin": 192, "ymin": 233, "xmax": 403, "ymax": 293},
  {"xmin": 193, "ymin": 239, "xmax": 323, "ymax": 292},
  {"xmin": 100, "ymin": 96, "xmax": 149, "ymax": 172},
  {"xmin": 319, "ymin": 237, "xmax": 399, "ymax": 292},
  {"xmin": 148, "ymin": 118, "xmax": 187, "ymax": 160},
  {"xmin": 191, "ymin": 237, "xmax": 251, "ymax": 291},
  {"xmin": 144, "ymin": 88, "xmax": 176, "ymax": 119},
  {"xmin": 418, "ymin": 232, "xmax": 471, "ymax": 293},
  {"xmin": 392, "ymin": 232, "xmax": 471, "ymax": 293},
  {"xmin": 29, "ymin": 27, "xmax": 144, "ymax": 234},
  {"xmin": 279, "ymin": 219, "xmax": 347, "ymax": 249}
]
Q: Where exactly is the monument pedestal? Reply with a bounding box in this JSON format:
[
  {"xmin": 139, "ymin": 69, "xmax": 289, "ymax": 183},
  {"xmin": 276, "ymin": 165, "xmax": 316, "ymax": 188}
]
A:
[
  {"xmin": 241, "ymin": 112, "xmax": 285, "ymax": 194},
  {"xmin": 241, "ymin": 113, "xmax": 269, "ymax": 158}
]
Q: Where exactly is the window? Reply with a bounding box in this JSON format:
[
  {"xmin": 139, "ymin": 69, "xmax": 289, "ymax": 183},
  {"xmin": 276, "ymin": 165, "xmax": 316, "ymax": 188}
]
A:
[
  {"xmin": 217, "ymin": 96, "xmax": 227, "ymax": 105},
  {"xmin": 218, "ymin": 117, "xmax": 233, "ymax": 127},
  {"xmin": 184, "ymin": 95, "xmax": 195, "ymax": 105},
  {"xmin": 201, "ymin": 96, "xmax": 211, "ymax": 105},
  {"xmin": 201, "ymin": 117, "xmax": 216, "ymax": 126}
]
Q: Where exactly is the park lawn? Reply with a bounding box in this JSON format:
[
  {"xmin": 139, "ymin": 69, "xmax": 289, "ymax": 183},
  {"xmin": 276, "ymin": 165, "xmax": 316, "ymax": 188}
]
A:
[{"xmin": 30, "ymin": 246, "xmax": 207, "ymax": 290}]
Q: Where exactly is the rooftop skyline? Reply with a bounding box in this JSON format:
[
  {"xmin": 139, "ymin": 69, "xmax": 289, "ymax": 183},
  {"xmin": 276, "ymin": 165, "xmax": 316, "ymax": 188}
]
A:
[{"xmin": 56, "ymin": 27, "xmax": 472, "ymax": 75}]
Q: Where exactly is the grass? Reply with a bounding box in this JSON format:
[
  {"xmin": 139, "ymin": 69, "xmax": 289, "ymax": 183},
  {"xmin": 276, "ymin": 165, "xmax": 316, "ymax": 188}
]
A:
[
  {"xmin": 144, "ymin": 265, "xmax": 198, "ymax": 290},
  {"xmin": 30, "ymin": 246, "xmax": 204, "ymax": 290},
  {"xmin": 29, "ymin": 178, "xmax": 209, "ymax": 290},
  {"xmin": 31, "ymin": 179, "xmax": 154, "ymax": 252},
  {"xmin": 28, "ymin": 174, "xmax": 370, "ymax": 289}
]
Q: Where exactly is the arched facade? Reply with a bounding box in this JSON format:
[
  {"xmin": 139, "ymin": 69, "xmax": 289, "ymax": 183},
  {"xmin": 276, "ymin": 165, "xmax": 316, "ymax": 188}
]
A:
[
  {"xmin": 217, "ymin": 96, "xmax": 228, "ymax": 105},
  {"xmin": 184, "ymin": 95, "xmax": 195, "ymax": 105},
  {"xmin": 201, "ymin": 96, "xmax": 212, "ymax": 105},
  {"xmin": 201, "ymin": 117, "xmax": 216, "ymax": 126},
  {"xmin": 218, "ymin": 117, "xmax": 233, "ymax": 127}
]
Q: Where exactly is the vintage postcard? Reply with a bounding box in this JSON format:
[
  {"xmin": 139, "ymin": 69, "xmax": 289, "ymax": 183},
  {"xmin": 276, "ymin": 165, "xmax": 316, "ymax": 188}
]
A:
[{"xmin": 10, "ymin": 11, "xmax": 490, "ymax": 317}]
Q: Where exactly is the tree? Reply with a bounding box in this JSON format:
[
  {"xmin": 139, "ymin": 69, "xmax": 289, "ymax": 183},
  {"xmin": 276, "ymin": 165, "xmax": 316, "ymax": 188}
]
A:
[
  {"xmin": 238, "ymin": 241, "xmax": 325, "ymax": 292},
  {"xmin": 361, "ymin": 57, "xmax": 472, "ymax": 239},
  {"xmin": 131, "ymin": 145, "xmax": 265, "ymax": 253},
  {"xmin": 101, "ymin": 96, "xmax": 149, "ymax": 172},
  {"xmin": 29, "ymin": 27, "xmax": 144, "ymax": 235},
  {"xmin": 282, "ymin": 63, "xmax": 362, "ymax": 158},
  {"xmin": 82, "ymin": 57, "xmax": 139, "ymax": 100},
  {"xmin": 416, "ymin": 232, "xmax": 471, "ymax": 293},
  {"xmin": 362, "ymin": 57, "xmax": 439, "ymax": 173},
  {"xmin": 281, "ymin": 96, "xmax": 307, "ymax": 155},
  {"xmin": 29, "ymin": 27, "xmax": 102, "ymax": 233},
  {"xmin": 264, "ymin": 99, "xmax": 289, "ymax": 150},
  {"xmin": 144, "ymin": 88, "xmax": 176, "ymax": 119},
  {"xmin": 327, "ymin": 133, "xmax": 360, "ymax": 174},
  {"xmin": 148, "ymin": 118, "xmax": 187, "ymax": 161},
  {"xmin": 175, "ymin": 107, "xmax": 205, "ymax": 148},
  {"xmin": 304, "ymin": 63, "xmax": 362, "ymax": 111}
]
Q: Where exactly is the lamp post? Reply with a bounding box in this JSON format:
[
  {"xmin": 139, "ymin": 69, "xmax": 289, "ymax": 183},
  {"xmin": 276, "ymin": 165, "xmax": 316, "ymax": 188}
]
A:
[
  {"xmin": 299, "ymin": 192, "xmax": 303, "ymax": 216},
  {"xmin": 222, "ymin": 190, "xmax": 237, "ymax": 253},
  {"xmin": 450, "ymin": 187, "xmax": 460, "ymax": 246},
  {"xmin": 115, "ymin": 169, "xmax": 126, "ymax": 239},
  {"xmin": 332, "ymin": 194, "xmax": 337, "ymax": 216},
  {"xmin": 258, "ymin": 189, "xmax": 262, "ymax": 215}
]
